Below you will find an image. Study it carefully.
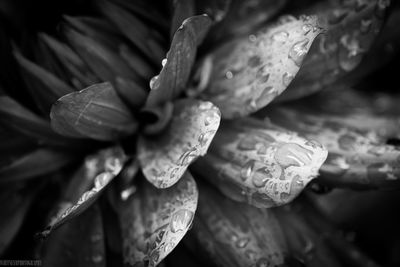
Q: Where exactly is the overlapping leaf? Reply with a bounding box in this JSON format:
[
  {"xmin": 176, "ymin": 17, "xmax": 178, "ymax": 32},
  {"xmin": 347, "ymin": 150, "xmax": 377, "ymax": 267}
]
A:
[
  {"xmin": 119, "ymin": 172, "xmax": 198, "ymax": 267},
  {"xmin": 188, "ymin": 183, "xmax": 287, "ymax": 267},
  {"xmin": 51, "ymin": 82, "xmax": 138, "ymax": 141},
  {"xmin": 193, "ymin": 118, "xmax": 327, "ymax": 208},
  {"xmin": 268, "ymin": 106, "xmax": 400, "ymax": 189},
  {"xmin": 278, "ymin": 0, "xmax": 391, "ymax": 101},
  {"xmin": 199, "ymin": 15, "xmax": 322, "ymax": 118},
  {"xmin": 40, "ymin": 147, "xmax": 127, "ymax": 237},
  {"xmin": 145, "ymin": 15, "xmax": 212, "ymax": 107},
  {"xmin": 138, "ymin": 99, "xmax": 220, "ymax": 188}
]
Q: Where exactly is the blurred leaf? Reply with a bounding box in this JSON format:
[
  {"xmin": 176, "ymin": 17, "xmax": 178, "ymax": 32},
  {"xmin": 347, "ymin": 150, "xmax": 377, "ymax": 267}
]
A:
[
  {"xmin": 138, "ymin": 99, "xmax": 220, "ymax": 188},
  {"xmin": 114, "ymin": 77, "xmax": 147, "ymax": 110},
  {"xmin": 0, "ymin": 148, "xmax": 75, "ymax": 182},
  {"xmin": 170, "ymin": 0, "xmax": 195, "ymax": 38},
  {"xmin": 119, "ymin": 44, "xmax": 155, "ymax": 81},
  {"xmin": 0, "ymin": 96, "xmax": 74, "ymax": 145},
  {"xmin": 0, "ymin": 184, "xmax": 38, "ymax": 255},
  {"xmin": 145, "ymin": 15, "xmax": 212, "ymax": 107},
  {"xmin": 193, "ymin": 118, "xmax": 327, "ymax": 208},
  {"xmin": 119, "ymin": 172, "xmax": 198, "ymax": 267},
  {"xmin": 188, "ymin": 182, "xmax": 287, "ymax": 267},
  {"xmin": 97, "ymin": 0, "xmax": 166, "ymax": 66},
  {"xmin": 205, "ymin": 0, "xmax": 287, "ymax": 45},
  {"xmin": 278, "ymin": 0, "xmax": 391, "ymax": 101},
  {"xmin": 42, "ymin": 204, "xmax": 106, "ymax": 267},
  {"xmin": 40, "ymin": 147, "xmax": 127, "ymax": 237},
  {"xmin": 50, "ymin": 82, "xmax": 138, "ymax": 141},
  {"xmin": 268, "ymin": 107, "xmax": 400, "ymax": 189},
  {"xmin": 195, "ymin": 0, "xmax": 231, "ymax": 23},
  {"xmin": 13, "ymin": 47, "xmax": 75, "ymax": 114},
  {"xmin": 200, "ymin": 15, "xmax": 322, "ymax": 118},
  {"xmin": 38, "ymin": 33, "xmax": 100, "ymax": 89}
]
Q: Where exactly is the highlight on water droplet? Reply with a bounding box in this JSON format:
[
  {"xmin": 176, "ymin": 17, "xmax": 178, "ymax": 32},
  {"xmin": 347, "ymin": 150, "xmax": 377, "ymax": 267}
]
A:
[
  {"xmin": 149, "ymin": 75, "xmax": 160, "ymax": 90},
  {"xmin": 170, "ymin": 209, "xmax": 194, "ymax": 233},
  {"xmin": 282, "ymin": 72, "xmax": 295, "ymax": 87},
  {"xmin": 225, "ymin": 70, "xmax": 234, "ymax": 79},
  {"xmin": 288, "ymin": 38, "xmax": 309, "ymax": 67},
  {"xmin": 240, "ymin": 160, "xmax": 256, "ymax": 181}
]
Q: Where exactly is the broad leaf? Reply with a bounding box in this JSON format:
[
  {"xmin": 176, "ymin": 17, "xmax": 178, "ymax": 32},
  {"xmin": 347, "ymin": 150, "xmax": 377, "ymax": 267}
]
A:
[
  {"xmin": 138, "ymin": 99, "xmax": 220, "ymax": 188},
  {"xmin": 199, "ymin": 15, "xmax": 322, "ymax": 118},
  {"xmin": 193, "ymin": 118, "xmax": 327, "ymax": 208},
  {"xmin": 51, "ymin": 82, "xmax": 138, "ymax": 141},
  {"xmin": 120, "ymin": 172, "xmax": 198, "ymax": 267}
]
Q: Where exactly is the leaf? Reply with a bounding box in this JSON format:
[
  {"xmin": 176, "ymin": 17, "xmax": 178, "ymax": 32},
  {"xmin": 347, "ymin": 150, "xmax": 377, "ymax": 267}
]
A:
[
  {"xmin": 13, "ymin": 47, "xmax": 75, "ymax": 113},
  {"xmin": 268, "ymin": 107, "xmax": 400, "ymax": 189},
  {"xmin": 38, "ymin": 33, "xmax": 100, "ymax": 89},
  {"xmin": 195, "ymin": 0, "xmax": 231, "ymax": 23},
  {"xmin": 96, "ymin": 0, "xmax": 166, "ymax": 66},
  {"xmin": 39, "ymin": 146, "xmax": 127, "ymax": 237},
  {"xmin": 193, "ymin": 118, "xmax": 327, "ymax": 208},
  {"xmin": 50, "ymin": 82, "xmax": 138, "ymax": 141},
  {"xmin": 188, "ymin": 183, "xmax": 287, "ymax": 267},
  {"xmin": 170, "ymin": 0, "xmax": 195, "ymax": 38},
  {"xmin": 0, "ymin": 148, "xmax": 75, "ymax": 182},
  {"xmin": 114, "ymin": 77, "xmax": 147, "ymax": 110},
  {"xmin": 199, "ymin": 15, "xmax": 322, "ymax": 118},
  {"xmin": 42, "ymin": 204, "xmax": 106, "ymax": 267},
  {"xmin": 205, "ymin": 0, "xmax": 287, "ymax": 44},
  {"xmin": 0, "ymin": 184, "xmax": 38, "ymax": 254},
  {"xmin": 119, "ymin": 44, "xmax": 155, "ymax": 80},
  {"xmin": 63, "ymin": 26, "xmax": 142, "ymax": 84},
  {"xmin": 145, "ymin": 15, "xmax": 212, "ymax": 107},
  {"xmin": 278, "ymin": 0, "xmax": 391, "ymax": 101},
  {"xmin": 138, "ymin": 99, "xmax": 220, "ymax": 188},
  {"xmin": 119, "ymin": 172, "xmax": 198, "ymax": 267}
]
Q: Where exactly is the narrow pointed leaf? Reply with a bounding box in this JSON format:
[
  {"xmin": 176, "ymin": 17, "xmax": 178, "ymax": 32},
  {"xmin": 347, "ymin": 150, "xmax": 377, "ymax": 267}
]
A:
[
  {"xmin": 0, "ymin": 96, "xmax": 77, "ymax": 145},
  {"xmin": 40, "ymin": 147, "xmax": 127, "ymax": 237},
  {"xmin": 39, "ymin": 33, "xmax": 100, "ymax": 89},
  {"xmin": 193, "ymin": 118, "xmax": 327, "ymax": 208},
  {"xmin": 200, "ymin": 15, "xmax": 322, "ymax": 118},
  {"xmin": 0, "ymin": 148, "xmax": 74, "ymax": 182},
  {"xmin": 119, "ymin": 44, "xmax": 155, "ymax": 80},
  {"xmin": 42, "ymin": 204, "xmax": 106, "ymax": 267},
  {"xmin": 14, "ymin": 48, "xmax": 75, "ymax": 113},
  {"xmin": 145, "ymin": 15, "xmax": 212, "ymax": 107},
  {"xmin": 120, "ymin": 172, "xmax": 198, "ymax": 267},
  {"xmin": 189, "ymin": 183, "xmax": 287, "ymax": 267},
  {"xmin": 269, "ymin": 107, "xmax": 400, "ymax": 189},
  {"xmin": 138, "ymin": 99, "xmax": 220, "ymax": 188},
  {"xmin": 278, "ymin": 0, "xmax": 391, "ymax": 101},
  {"xmin": 51, "ymin": 82, "xmax": 138, "ymax": 141},
  {"xmin": 97, "ymin": 0, "xmax": 166, "ymax": 65}
]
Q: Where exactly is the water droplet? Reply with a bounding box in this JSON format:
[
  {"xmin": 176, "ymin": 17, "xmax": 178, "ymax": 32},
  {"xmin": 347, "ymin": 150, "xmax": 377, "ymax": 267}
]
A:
[
  {"xmin": 282, "ymin": 72, "xmax": 295, "ymax": 87},
  {"xmin": 236, "ymin": 237, "xmax": 250, "ymax": 248},
  {"xmin": 78, "ymin": 190, "xmax": 96, "ymax": 204},
  {"xmin": 94, "ymin": 173, "xmax": 112, "ymax": 190},
  {"xmin": 225, "ymin": 71, "xmax": 234, "ymax": 79},
  {"xmin": 149, "ymin": 75, "xmax": 160, "ymax": 90},
  {"xmin": 339, "ymin": 34, "xmax": 363, "ymax": 71},
  {"xmin": 360, "ymin": 19, "xmax": 372, "ymax": 34},
  {"xmin": 302, "ymin": 24, "xmax": 312, "ymax": 35},
  {"xmin": 198, "ymin": 131, "xmax": 216, "ymax": 146},
  {"xmin": 240, "ymin": 160, "xmax": 256, "ymax": 181},
  {"xmin": 204, "ymin": 110, "xmax": 219, "ymax": 126},
  {"xmin": 120, "ymin": 186, "xmax": 137, "ymax": 201},
  {"xmin": 179, "ymin": 148, "xmax": 198, "ymax": 166},
  {"xmin": 92, "ymin": 254, "xmax": 103, "ymax": 263},
  {"xmin": 170, "ymin": 209, "xmax": 194, "ymax": 233},
  {"xmin": 105, "ymin": 157, "xmax": 122, "ymax": 174},
  {"xmin": 161, "ymin": 58, "xmax": 167, "ymax": 67},
  {"xmin": 249, "ymin": 34, "xmax": 257, "ymax": 42},
  {"xmin": 272, "ymin": 31, "xmax": 289, "ymax": 42},
  {"xmin": 164, "ymin": 242, "xmax": 174, "ymax": 253},
  {"xmin": 288, "ymin": 39, "xmax": 309, "ymax": 67}
]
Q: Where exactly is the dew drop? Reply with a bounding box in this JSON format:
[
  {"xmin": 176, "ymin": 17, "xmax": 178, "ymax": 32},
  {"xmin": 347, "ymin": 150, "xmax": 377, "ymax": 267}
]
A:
[
  {"xmin": 164, "ymin": 242, "xmax": 174, "ymax": 253},
  {"xmin": 94, "ymin": 173, "xmax": 112, "ymax": 190},
  {"xmin": 302, "ymin": 24, "xmax": 312, "ymax": 35},
  {"xmin": 179, "ymin": 148, "xmax": 198, "ymax": 166},
  {"xmin": 272, "ymin": 31, "xmax": 289, "ymax": 42},
  {"xmin": 249, "ymin": 34, "xmax": 257, "ymax": 43},
  {"xmin": 161, "ymin": 58, "xmax": 167, "ymax": 67},
  {"xmin": 170, "ymin": 209, "xmax": 194, "ymax": 233},
  {"xmin": 149, "ymin": 75, "xmax": 160, "ymax": 90},
  {"xmin": 288, "ymin": 39, "xmax": 309, "ymax": 67},
  {"xmin": 240, "ymin": 160, "xmax": 256, "ymax": 181},
  {"xmin": 282, "ymin": 72, "xmax": 295, "ymax": 87},
  {"xmin": 120, "ymin": 186, "xmax": 137, "ymax": 201},
  {"xmin": 236, "ymin": 237, "xmax": 250, "ymax": 248},
  {"xmin": 198, "ymin": 131, "xmax": 216, "ymax": 147},
  {"xmin": 78, "ymin": 190, "xmax": 96, "ymax": 204},
  {"xmin": 225, "ymin": 71, "xmax": 234, "ymax": 79}
]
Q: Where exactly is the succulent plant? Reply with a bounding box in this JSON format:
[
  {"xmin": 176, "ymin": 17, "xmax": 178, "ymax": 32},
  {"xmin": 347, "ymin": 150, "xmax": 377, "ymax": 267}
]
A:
[{"xmin": 0, "ymin": 0, "xmax": 399, "ymax": 266}]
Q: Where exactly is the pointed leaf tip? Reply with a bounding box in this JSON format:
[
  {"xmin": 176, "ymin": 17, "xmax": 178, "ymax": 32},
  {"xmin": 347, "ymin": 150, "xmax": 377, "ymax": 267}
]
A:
[{"xmin": 50, "ymin": 82, "xmax": 137, "ymax": 141}]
